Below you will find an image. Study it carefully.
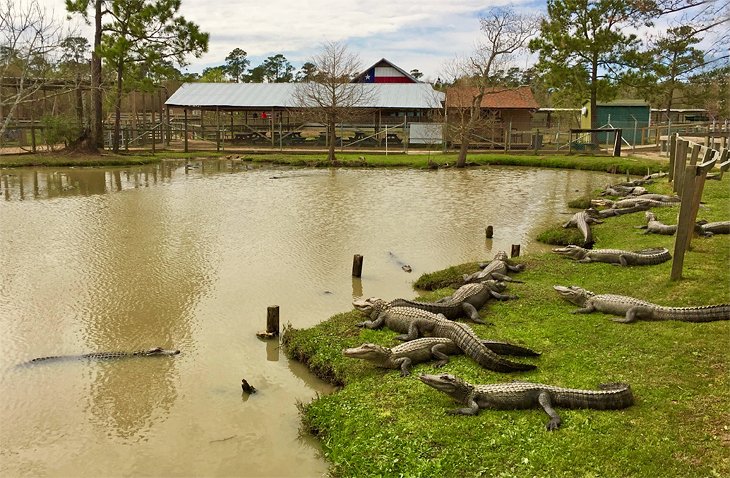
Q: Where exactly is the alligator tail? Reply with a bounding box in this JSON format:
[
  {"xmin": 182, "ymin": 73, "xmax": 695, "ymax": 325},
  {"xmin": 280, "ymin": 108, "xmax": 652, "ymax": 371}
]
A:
[{"xmin": 553, "ymin": 383, "xmax": 634, "ymax": 410}]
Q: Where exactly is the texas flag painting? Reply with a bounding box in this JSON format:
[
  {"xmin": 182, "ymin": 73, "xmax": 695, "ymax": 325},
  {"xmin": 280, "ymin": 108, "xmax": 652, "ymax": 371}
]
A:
[{"xmin": 362, "ymin": 66, "xmax": 413, "ymax": 83}]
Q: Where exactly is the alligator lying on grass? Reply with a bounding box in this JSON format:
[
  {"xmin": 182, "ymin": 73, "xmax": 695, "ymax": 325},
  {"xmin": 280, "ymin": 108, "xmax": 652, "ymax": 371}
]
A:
[
  {"xmin": 343, "ymin": 337, "xmax": 540, "ymax": 376},
  {"xmin": 552, "ymin": 245, "xmax": 671, "ymax": 266},
  {"xmin": 589, "ymin": 203, "xmax": 650, "ymax": 219},
  {"xmin": 553, "ymin": 285, "xmax": 730, "ymax": 323},
  {"xmin": 396, "ymin": 315, "xmax": 537, "ymax": 372},
  {"xmin": 354, "ymin": 300, "xmax": 445, "ymax": 333},
  {"xmin": 361, "ymin": 281, "xmax": 513, "ymax": 325},
  {"xmin": 600, "ymin": 184, "xmax": 647, "ymax": 197},
  {"xmin": 25, "ymin": 347, "xmax": 180, "ymax": 364},
  {"xmin": 695, "ymin": 220, "xmax": 730, "ymax": 237},
  {"xmin": 562, "ymin": 210, "xmax": 603, "ymax": 248},
  {"xmin": 462, "ymin": 251, "xmax": 525, "ymax": 284},
  {"xmin": 637, "ymin": 211, "xmax": 677, "ymax": 235},
  {"xmin": 419, "ymin": 373, "xmax": 633, "ymax": 430},
  {"xmin": 592, "ymin": 196, "xmax": 679, "ymax": 209}
]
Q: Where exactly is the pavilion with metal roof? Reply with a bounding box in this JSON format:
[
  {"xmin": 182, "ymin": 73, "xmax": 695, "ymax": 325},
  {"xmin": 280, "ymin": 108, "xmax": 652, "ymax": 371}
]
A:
[{"xmin": 163, "ymin": 82, "xmax": 445, "ymax": 151}]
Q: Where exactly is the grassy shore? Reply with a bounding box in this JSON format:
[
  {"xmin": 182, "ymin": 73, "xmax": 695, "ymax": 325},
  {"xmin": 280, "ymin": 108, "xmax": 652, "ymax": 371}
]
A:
[
  {"xmin": 0, "ymin": 149, "xmax": 665, "ymax": 175},
  {"xmin": 283, "ymin": 178, "xmax": 730, "ymax": 477}
]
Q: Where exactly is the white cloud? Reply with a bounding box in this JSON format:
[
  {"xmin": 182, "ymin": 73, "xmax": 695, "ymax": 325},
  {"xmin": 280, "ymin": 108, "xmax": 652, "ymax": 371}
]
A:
[{"xmin": 36, "ymin": 0, "xmax": 521, "ymax": 79}]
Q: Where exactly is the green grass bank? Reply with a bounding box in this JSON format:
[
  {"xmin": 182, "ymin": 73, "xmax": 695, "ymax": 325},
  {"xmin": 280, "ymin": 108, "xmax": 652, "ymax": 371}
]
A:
[
  {"xmin": 283, "ymin": 178, "xmax": 730, "ymax": 477},
  {"xmin": 1, "ymin": 150, "xmax": 665, "ymax": 176}
]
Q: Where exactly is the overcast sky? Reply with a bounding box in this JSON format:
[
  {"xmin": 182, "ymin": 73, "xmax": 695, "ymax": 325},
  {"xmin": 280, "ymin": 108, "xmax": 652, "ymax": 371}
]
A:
[{"xmin": 39, "ymin": 0, "xmax": 541, "ymax": 81}]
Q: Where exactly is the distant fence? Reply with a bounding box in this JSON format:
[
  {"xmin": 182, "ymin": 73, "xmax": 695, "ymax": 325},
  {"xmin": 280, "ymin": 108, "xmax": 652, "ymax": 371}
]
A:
[{"xmin": 2, "ymin": 118, "xmax": 728, "ymax": 156}]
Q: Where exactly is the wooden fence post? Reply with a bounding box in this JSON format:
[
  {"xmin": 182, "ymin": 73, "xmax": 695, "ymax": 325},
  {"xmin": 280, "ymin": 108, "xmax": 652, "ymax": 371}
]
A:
[
  {"xmin": 668, "ymin": 133, "xmax": 677, "ymax": 182},
  {"xmin": 686, "ymin": 149, "xmax": 719, "ymax": 251},
  {"xmin": 352, "ymin": 254, "xmax": 364, "ymax": 277},
  {"xmin": 673, "ymin": 140, "xmax": 689, "ymax": 194},
  {"xmin": 670, "ymin": 157, "xmax": 717, "ymax": 280}
]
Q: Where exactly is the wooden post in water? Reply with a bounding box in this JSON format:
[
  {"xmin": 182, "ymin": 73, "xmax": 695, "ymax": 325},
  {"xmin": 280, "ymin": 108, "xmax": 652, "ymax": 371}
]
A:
[
  {"xmin": 266, "ymin": 306, "xmax": 280, "ymax": 336},
  {"xmin": 510, "ymin": 244, "xmax": 521, "ymax": 258},
  {"xmin": 485, "ymin": 226, "xmax": 494, "ymax": 239},
  {"xmin": 352, "ymin": 254, "xmax": 364, "ymax": 277}
]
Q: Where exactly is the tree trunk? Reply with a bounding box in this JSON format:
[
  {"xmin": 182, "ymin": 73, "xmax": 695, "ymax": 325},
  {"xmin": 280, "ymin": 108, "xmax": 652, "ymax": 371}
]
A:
[
  {"xmin": 457, "ymin": 140, "xmax": 469, "ymax": 167},
  {"xmin": 113, "ymin": 62, "xmax": 124, "ymax": 153},
  {"xmin": 90, "ymin": 0, "xmax": 103, "ymax": 151},
  {"xmin": 327, "ymin": 118, "xmax": 336, "ymax": 162}
]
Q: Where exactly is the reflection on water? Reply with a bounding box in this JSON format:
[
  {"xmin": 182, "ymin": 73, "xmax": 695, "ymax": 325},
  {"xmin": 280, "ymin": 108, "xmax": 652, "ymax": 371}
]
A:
[{"xmin": 0, "ymin": 160, "xmax": 616, "ymax": 477}]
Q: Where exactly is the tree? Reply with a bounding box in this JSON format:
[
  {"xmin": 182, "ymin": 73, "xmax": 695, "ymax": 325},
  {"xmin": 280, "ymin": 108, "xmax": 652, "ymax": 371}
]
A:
[
  {"xmin": 66, "ymin": 0, "xmax": 208, "ymax": 152},
  {"xmin": 1, "ymin": 0, "xmax": 67, "ymax": 140},
  {"xmin": 200, "ymin": 65, "xmax": 227, "ymax": 82},
  {"xmin": 409, "ymin": 69, "xmax": 423, "ymax": 80},
  {"xmin": 296, "ymin": 61, "xmax": 317, "ymax": 82},
  {"xmin": 447, "ymin": 7, "xmax": 538, "ymax": 167},
  {"xmin": 224, "ymin": 48, "xmax": 249, "ymax": 82},
  {"xmin": 529, "ymin": 0, "xmax": 655, "ymax": 132},
  {"xmin": 96, "ymin": 0, "xmax": 208, "ymax": 152},
  {"xmin": 256, "ymin": 54, "xmax": 294, "ymax": 82},
  {"xmin": 59, "ymin": 36, "xmax": 91, "ymax": 126},
  {"xmin": 293, "ymin": 41, "xmax": 373, "ymax": 162}
]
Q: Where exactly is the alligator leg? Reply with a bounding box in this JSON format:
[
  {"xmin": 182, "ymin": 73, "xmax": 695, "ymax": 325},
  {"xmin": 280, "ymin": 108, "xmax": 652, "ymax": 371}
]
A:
[
  {"xmin": 572, "ymin": 304, "xmax": 597, "ymax": 314},
  {"xmin": 538, "ymin": 391, "xmax": 562, "ymax": 431},
  {"xmin": 490, "ymin": 272, "xmax": 524, "ymax": 283},
  {"xmin": 489, "ymin": 290, "xmax": 518, "ymax": 301},
  {"xmin": 612, "ymin": 306, "xmax": 653, "ymax": 323},
  {"xmin": 393, "ymin": 357, "xmax": 413, "ymax": 377},
  {"xmin": 356, "ymin": 313, "xmax": 386, "ymax": 329},
  {"xmin": 462, "ymin": 303, "xmax": 486, "ymax": 324},
  {"xmin": 446, "ymin": 399, "xmax": 480, "ymax": 416},
  {"xmin": 430, "ymin": 344, "xmax": 452, "ymax": 368},
  {"xmin": 395, "ymin": 322, "xmax": 423, "ymax": 342}
]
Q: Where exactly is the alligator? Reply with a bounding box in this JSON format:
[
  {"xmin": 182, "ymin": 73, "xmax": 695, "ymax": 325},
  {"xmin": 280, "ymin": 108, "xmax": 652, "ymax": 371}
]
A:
[
  {"xmin": 636, "ymin": 211, "xmax": 676, "ymax": 235},
  {"xmin": 600, "ymin": 184, "xmax": 647, "ymax": 197},
  {"xmin": 552, "ymin": 245, "xmax": 671, "ymax": 266},
  {"xmin": 419, "ymin": 373, "xmax": 633, "ymax": 430},
  {"xmin": 462, "ymin": 251, "xmax": 525, "ymax": 284},
  {"xmin": 397, "ymin": 281, "xmax": 512, "ymax": 324},
  {"xmin": 589, "ymin": 203, "xmax": 651, "ymax": 219},
  {"xmin": 343, "ymin": 337, "xmax": 540, "ymax": 376},
  {"xmin": 563, "ymin": 210, "xmax": 603, "ymax": 248},
  {"xmin": 553, "ymin": 285, "xmax": 730, "ymax": 323},
  {"xmin": 25, "ymin": 347, "xmax": 180, "ymax": 364},
  {"xmin": 354, "ymin": 299, "xmax": 446, "ymax": 333},
  {"xmin": 592, "ymin": 197, "xmax": 679, "ymax": 209},
  {"xmin": 695, "ymin": 220, "xmax": 730, "ymax": 237},
  {"xmin": 388, "ymin": 281, "xmax": 515, "ymax": 324},
  {"xmin": 396, "ymin": 315, "xmax": 536, "ymax": 372}
]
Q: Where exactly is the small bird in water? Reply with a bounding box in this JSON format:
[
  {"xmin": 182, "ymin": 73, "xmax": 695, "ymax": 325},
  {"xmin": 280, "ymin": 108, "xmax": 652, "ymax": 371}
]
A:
[{"xmin": 241, "ymin": 379, "xmax": 257, "ymax": 394}]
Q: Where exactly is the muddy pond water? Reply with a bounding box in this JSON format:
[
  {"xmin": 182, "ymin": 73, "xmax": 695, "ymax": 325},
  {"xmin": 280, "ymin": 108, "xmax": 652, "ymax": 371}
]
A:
[{"xmin": 0, "ymin": 160, "xmax": 616, "ymax": 477}]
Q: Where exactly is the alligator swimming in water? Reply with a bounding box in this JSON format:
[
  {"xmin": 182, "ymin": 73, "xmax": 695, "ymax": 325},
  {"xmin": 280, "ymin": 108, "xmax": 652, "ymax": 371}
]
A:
[
  {"xmin": 552, "ymin": 245, "xmax": 671, "ymax": 266},
  {"xmin": 397, "ymin": 315, "xmax": 537, "ymax": 372},
  {"xmin": 553, "ymin": 285, "xmax": 730, "ymax": 323},
  {"xmin": 343, "ymin": 337, "xmax": 540, "ymax": 376},
  {"xmin": 462, "ymin": 251, "xmax": 525, "ymax": 284},
  {"xmin": 25, "ymin": 347, "xmax": 180, "ymax": 364},
  {"xmin": 419, "ymin": 373, "xmax": 633, "ymax": 430}
]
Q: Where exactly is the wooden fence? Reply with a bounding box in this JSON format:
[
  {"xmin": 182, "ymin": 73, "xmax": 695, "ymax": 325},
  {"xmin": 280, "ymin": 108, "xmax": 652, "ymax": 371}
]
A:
[{"xmin": 667, "ymin": 133, "xmax": 730, "ymax": 280}]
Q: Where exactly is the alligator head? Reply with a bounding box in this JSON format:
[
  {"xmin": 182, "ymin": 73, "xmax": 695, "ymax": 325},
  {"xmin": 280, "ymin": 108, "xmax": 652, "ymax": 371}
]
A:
[
  {"xmin": 419, "ymin": 373, "xmax": 473, "ymax": 402},
  {"xmin": 352, "ymin": 297, "xmax": 388, "ymax": 316},
  {"xmin": 552, "ymin": 245, "xmax": 587, "ymax": 259},
  {"xmin": 342, "ymin": 343, "xmax": 390, "ymax": 362},
  {"xmin": 141, "ymin": 347, "xmax": 180, "ymax": 356},
  {"xmin": 553, "ymin": 285, "xmax": 592, "ymax": 307}
]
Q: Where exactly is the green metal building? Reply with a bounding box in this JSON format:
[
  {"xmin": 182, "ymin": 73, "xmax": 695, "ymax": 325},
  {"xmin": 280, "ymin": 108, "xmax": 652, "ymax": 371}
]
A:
[{"xmin": 580, "ymin": 99, "xmax": 651, "ymax": 145}]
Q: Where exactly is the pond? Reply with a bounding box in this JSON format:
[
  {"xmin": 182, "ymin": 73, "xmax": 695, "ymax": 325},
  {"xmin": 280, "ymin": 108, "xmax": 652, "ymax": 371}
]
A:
[{"xmin": 0, "ymin": 160, "xmax": 615, "ymax": 477}]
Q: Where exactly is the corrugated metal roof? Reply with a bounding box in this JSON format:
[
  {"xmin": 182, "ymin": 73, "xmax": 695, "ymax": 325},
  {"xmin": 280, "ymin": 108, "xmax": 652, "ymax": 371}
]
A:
[{"xmin": 165, "ymin": 82, "xmax": 444, "ymax": 109}]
